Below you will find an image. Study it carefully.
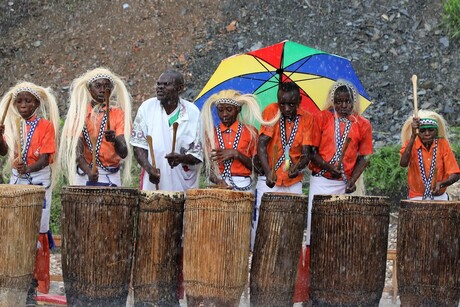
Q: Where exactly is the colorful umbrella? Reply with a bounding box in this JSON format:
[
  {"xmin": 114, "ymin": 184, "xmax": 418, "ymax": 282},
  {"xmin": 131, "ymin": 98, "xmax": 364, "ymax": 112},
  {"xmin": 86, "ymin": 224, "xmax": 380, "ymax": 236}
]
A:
[{"xmin": 195, "ymin": 40, "xmax": 372, "ymax": 116}]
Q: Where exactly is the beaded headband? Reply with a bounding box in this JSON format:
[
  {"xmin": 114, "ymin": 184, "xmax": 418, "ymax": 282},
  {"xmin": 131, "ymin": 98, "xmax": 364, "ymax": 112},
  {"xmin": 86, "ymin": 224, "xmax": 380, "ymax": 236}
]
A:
[
  {"xmin": 214, "ymin": 98, "xmax": 241, "ymax": 107},
  {"xmin": 87, "ymin": 74, "xmax": 114, "ymax": 86},
  {"xmin": 13, "ymin": 87, "xmax": 41, "ymax": 102},
  {"xmin": 329, "ymin": 80, "xmax": 358, "ymax": 105},
  {"xmin": 419, "ymin": 118, "xmax": 438, "ymax": 128}
]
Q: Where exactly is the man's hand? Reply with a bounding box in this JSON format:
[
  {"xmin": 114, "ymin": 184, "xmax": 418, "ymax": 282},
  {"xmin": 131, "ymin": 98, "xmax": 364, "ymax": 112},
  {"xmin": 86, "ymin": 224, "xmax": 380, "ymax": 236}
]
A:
[
  {"xmin": 104, "ymin": 130, "xmax": 116, "ymax": 143},
  {"xmin": 211, "ymin": 148, "xmax": 237, "ymax": 163},
  {"xmin": 148, "ymin": 168, "xmax": 161, "ymax": 184},
  {"xmin": 87, "ymin": 169, "xmax": 99, "ymax": 183},
  {"xmin": 265, "ymin": 170, "xmax": 276, "ymax": 188},
  {"xmin": 345, "ymin": 181, "xmax": 356, "ymax": 194},
  {"xmin": 165, "ymin": 152, "xmax": 182, "ymax": 168}
]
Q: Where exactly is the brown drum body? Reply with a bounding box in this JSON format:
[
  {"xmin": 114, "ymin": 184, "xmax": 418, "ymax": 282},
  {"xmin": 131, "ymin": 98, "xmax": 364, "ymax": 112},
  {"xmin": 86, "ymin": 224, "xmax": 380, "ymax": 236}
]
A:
[
  {"xmin": 250, "ymin": 192, "xmax": 308, "ymax": 307},
  {"xmin": 0, "ymin": 184, "xmax": 45, "ymax": 307},
  {"xmin": 310, "ymin": 195, "xmax": 390, "ymax": 307},
  {"xmin": 61, "ymin": 186, "xmax": 138, "ymax": 306},
  {"xmin": 133, "ymin": 191, "xmax": 184, "ymax": 306},
  {"xmin": 397, "ymin": 200, "xmax": 460, "ymax": 307},
  {"xmin": 183, "ymin": 189, "xmax": 253, "ymax": 306}
]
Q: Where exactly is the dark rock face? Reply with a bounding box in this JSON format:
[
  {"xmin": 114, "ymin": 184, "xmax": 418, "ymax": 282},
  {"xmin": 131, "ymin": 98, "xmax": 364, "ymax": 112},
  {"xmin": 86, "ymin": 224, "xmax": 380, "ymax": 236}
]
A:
[{"xmin": 0, "ymin": 0, "xmax": 458, "ymax": 146}]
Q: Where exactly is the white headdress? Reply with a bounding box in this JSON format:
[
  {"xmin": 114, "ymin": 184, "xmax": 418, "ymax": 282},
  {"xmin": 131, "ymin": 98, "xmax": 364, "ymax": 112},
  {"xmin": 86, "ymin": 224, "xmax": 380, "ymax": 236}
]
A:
[
  {"xmin": 0, "ymin": 81, "xmax": 60, "ymax": 188},
  {"xmin": 59, "ymin": 67, "xmax": 133, "ymax": 185}
]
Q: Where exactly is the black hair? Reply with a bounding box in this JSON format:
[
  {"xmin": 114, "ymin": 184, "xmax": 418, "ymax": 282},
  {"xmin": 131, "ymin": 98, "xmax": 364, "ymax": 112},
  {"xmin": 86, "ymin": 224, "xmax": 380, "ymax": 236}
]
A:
[
  {"xmin": 163, "ymin": 70, "xmax": 184, "ymax": 87},
  {"xmin": 278, "ymin": 82, "xmax": 300, "ymax": 99}
]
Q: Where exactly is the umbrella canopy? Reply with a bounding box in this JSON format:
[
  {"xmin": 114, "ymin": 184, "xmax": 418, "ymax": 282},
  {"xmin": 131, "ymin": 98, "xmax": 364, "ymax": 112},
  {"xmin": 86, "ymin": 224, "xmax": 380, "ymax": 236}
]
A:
[{"xmin": 195, "ymin": 40, "xmax": 372, "ymax": 116}]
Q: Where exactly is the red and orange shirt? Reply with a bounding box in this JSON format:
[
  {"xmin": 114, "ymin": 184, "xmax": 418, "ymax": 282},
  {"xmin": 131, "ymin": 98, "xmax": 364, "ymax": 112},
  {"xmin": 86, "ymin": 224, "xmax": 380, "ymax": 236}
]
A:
[
  {"xmin": 214, "ymin": 121, "xmax": 257, "ymax": 177},
  {"xmin": 19, "ymin": 115, "xmax": 55, "ymax": 165},
  {"xmin": 260, "ymin": 103, "xmax": 314, "ymax": 186},
  {"xmin": 82, "ymin": 104, "xmax": 125, "ymax": 167},
  {"xmin": 400, "ymin": 137, "xmax": 460, "ymax": 198},
  {"xmin": 309, "ymin": 110, "xmax": 373, "ymax": 179}
]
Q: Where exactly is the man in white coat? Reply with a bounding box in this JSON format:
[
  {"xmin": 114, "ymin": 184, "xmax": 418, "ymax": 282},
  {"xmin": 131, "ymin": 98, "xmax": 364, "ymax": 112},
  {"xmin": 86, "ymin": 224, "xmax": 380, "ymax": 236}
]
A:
[{"xmin": 131, "ymin": 70, "xmax": 202, "ymax": 191}]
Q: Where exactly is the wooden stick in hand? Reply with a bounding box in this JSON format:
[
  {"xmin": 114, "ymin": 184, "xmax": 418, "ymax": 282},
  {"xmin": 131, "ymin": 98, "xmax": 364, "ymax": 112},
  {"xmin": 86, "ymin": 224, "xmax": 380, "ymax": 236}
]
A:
[
  {"xmin": 171, "ymin": 122, "xmax": 179, "ymax": 153},
  {"xmin": 411, "ymin": 75, "xmax": 418, "ymax": 118},
  {"xmin": 146, "ymin": 135, "xmax": 159, "ymax": 190},
  {"xmin": 91, "ymin": 137, "xmax": 97, "ymax": 173},
  {"xmin": 1, "ymin": 99, "xmax": 12, "ymax": 125},
  {"xmin": 16, "ymin": 118, "xmax": 21, "ymax": 158},
  {"xmin": 104, "ymin": 88, "xmax": 111, "ymax": 130},
  {"xmin": 270, "ymin": 144, "xmax": 278, "ymax": 182},
  {"xmin": 337, "ymin": 137, "xmax": 351, "ymax": 166}
]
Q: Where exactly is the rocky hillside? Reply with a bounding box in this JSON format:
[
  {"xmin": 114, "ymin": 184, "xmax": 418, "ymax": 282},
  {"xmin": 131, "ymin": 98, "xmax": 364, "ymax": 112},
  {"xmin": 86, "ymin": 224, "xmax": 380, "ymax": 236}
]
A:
[{"xmin": 1, "ymin": 0, "xmax": 458, "ymax": 146}]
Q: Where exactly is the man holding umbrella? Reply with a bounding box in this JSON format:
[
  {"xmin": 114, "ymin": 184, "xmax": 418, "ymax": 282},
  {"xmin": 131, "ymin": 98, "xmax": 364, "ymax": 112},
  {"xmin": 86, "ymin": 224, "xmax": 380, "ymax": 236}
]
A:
[{"xmin": 253, "ymin": 81, "xmax": 313, "ymax": 249}]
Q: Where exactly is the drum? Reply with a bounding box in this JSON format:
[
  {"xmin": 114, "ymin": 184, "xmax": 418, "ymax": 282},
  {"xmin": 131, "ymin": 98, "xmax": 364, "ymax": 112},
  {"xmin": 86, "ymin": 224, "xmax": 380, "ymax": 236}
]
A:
[
  {"xmin": 397, "ymin": 200, "xmax": 460, "ymax": 307},
  {"xmin": 133, "ymin": 191, "xmax": 185, "ymax": 306},
  {"xmin": 60, "ymin": 186, "xmax": 138, "ymax": 306},
  {"xmin": 250, "ymin": 192, "xmax": 308, "ymax": 307},
  {"xmin": 183, "ymin": 189, "xmax": 253, "ymax": 306},
  {"xmin": 310, "ymin": 195, "xmax": 390, "ymax": 306},
  {"xmin": 0, "ymin": 184, "xmax": 45, "ymax": 307}
]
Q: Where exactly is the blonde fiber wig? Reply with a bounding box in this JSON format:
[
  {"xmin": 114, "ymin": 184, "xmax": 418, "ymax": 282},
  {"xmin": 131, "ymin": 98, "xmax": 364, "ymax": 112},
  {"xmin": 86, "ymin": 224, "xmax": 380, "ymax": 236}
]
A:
[
  {"xmin": 201, "ymin": 89, "xmax": 278, "ymax": 182},
  {"xmin": 0, "ymin": 81, "xmax": 60, "ymax": 188},
  {"xmin": 59, "ymin": 67, "xmax": 132, "ymax": 185},
  {"xmin": 401, "ymin": 109, "xmax": 449, "ymax": 145},
  {"xmin": 324, "ymin": 79, "xmax": 362, "ymax": 115}
]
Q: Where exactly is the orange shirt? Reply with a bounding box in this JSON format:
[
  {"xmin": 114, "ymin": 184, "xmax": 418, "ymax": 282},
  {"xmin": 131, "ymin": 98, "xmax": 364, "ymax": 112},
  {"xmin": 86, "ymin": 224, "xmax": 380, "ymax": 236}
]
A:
[
  {"xmin": 400, "ymin": 137, "xmax": 460, "ymax": 198},
  {"xmin": 19, "ymin": 115, "xmax": 56, "ymax": 165},
  {"xmin": 260, "ymin": 103, "xmax": 314, "ymax": 186},
  {"xmin": 215, "ymin": 121, "xmax": 257, "ymax": 177},
  {"xmin": 83, "ymin": 104, "xmax": 125, "ymax": 167},
  {"xmin": 309, "ymin": 110, "xmax": 373, "ymax": 179}
]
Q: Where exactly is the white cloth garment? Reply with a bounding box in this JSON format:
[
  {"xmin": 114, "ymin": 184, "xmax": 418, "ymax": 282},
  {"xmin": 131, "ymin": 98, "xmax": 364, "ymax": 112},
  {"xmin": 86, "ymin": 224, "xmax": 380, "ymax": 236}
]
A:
[
  {"xmin": 10, "ymin": 166, "xmax": 52, "ymax": 233},
  {"xmin": 73, "ymin": 166, "xmax": 122, "ymax": 186},
  {"xmin": 251, "ymin": 176, "xmax": 302, "ymax": 250},
  {"xmin": 306, "ymin": 174, "xmax": 347, "ymax": 245},
  {"xmin": 130, "ymin": 97, "xmax": 203, "ymax": 192},
  {"xmin": 409, "ymin": 193, "xmax": 448, "ymax": 201}
]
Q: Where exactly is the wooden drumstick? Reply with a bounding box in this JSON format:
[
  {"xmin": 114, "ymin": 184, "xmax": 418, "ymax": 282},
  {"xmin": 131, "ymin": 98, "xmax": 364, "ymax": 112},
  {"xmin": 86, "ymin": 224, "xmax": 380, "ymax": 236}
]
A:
[
  {"xmin": 270, "ymin": 144, "xmax": 278, "ymax": 182},
  {"xmin": 1, "ymin": 99, "xmax": 11, "ymax": 125},
  {"xmin": 337, "ymin": 137, "xmax": 351, "ymax": 167},
  {"xmin": 412, "ymin": 75, "xmax": 419, "ymax": 134},
  {"xmin": 104, "ymin": 88, "xmax": 111, "ymax": 130},
  {"xmin": 411, "ymin": 75, "xmax": 418, "ymax": 118},
  {"xmin": 16, "ymin": 117, "xmax": 21, "ymax": 158},
  {"xmin": 432, "ymin": 166, "xmax": 438, "ymax": 193},
  {"xmin": 146, "ymin": 135, "xmax": 159, "ymax": 190},
  {"xmin": 171, "ymin": 122, "xmax": 179, "ymax": 153},
  {"xmin": 91, "ymin": 137, "xmax": 97, "ymax": 173}
]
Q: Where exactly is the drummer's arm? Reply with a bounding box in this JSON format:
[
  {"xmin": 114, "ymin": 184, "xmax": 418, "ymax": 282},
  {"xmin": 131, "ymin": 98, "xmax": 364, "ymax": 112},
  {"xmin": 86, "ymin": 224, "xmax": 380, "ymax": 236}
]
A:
[
  {"xmin": 20, "ymin": 154, "xmax": 50, "ymax": 174},
  {"xmin": 257, "ymin": 134, "xmax": 275, "ymax": 186},
  {"xmin": 133, "ymin": 146, "xmax": 158, "ymax": 179},
  {"xmin": 76, "ymin": 138, "xmax": 97, "ymax": 181},
  {"xmin": 0, "ymin": 124, "xmax": 7, "ymax": 156},
  {"xmin": 290, "ymin": 145, "xmax": 312, "ymax": 176},
  {"xmin": 346, "ymin": 155, "xmax": 369, "ymax": 192},
  {"xmin": 311, "ymin": 147, "xmax": 341, "ymax": 178},
  {"xmin": 113, "ymin": 135, "xmax": 128, "ymax": 159}
]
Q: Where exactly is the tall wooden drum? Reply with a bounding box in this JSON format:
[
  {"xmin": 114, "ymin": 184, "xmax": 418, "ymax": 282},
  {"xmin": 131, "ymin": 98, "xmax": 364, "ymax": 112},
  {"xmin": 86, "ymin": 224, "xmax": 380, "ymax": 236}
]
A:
[
  {"xmin": 183, "ymin": 189, "xmax": 253, "ymax": 306},
  {"xmin": 250, "ymin": 192, "xmax": 308, "ymax": 307},
  {"xmin": 0, "ymin": 184, "xmax": 45, "ymax": 307},
  {"xmin": 133, "ymin": 191, "xmax": 184, "ymax": 306},
  {"xmin": 310, "ymin": 195, "xmax": 390, "ymax": 306},
  {"xmin": 61, "ymin": 186, "xmax": 138, "ymax": 306},
  {"xmin": 398, "ymin": 200, "xmax": 460, "ymax": 307}
]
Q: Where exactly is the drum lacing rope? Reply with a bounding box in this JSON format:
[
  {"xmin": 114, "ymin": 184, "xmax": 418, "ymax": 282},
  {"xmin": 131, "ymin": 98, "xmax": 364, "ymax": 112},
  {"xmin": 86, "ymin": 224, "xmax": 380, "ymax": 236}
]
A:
[
  {"xmin": 417, "ymin": 138, "xmax": 438, "ymax": 200},
  {"xmin": 315, "ymin": 117, "xmax": 351, "ymax": 182},
  {"xmin": 216, "ymin": 123, "xmax": 252, "ymax": 191},
  {"xmin": 20, "ymin": 116, "xmax": 40, "ymax": 183},
  {"xmin": 275, "ymin": 115, "xmax": 300, "ymax": 171},
  {"xmin": 82, "ymin": 110, "xmax": 117, "ymax": 173}
]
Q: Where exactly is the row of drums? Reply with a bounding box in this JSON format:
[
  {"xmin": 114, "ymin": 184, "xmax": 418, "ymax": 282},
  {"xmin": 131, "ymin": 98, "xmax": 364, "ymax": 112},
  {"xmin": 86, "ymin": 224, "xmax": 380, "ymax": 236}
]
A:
[{"xmin": 1, "ymin": 184, "xmax": 460, "ymax": 306}]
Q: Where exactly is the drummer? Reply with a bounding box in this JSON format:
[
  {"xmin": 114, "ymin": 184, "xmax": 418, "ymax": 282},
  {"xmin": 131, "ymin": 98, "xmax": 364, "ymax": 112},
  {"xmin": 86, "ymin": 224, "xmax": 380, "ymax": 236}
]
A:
[
  {"xmin": 201, "ymin": 89, "xmax": 276, "ymax": 191},
  {"xmin": 295, "ymin": 79, "xmax": 373, "ymax": 305},
  {"xmin": 0, "ymin": 82, "xmax": 60, "ymax": 300},
  {"xmin": 400, "ymin": 110, "xmax": 460, "ymax": 200},
  {"xmin": 254, "ymin": 81, "xmax": 313, "ymax": 249},
  {"xmin": 59, "ymin": 67, "xmax": 132, "ymax": 187}
]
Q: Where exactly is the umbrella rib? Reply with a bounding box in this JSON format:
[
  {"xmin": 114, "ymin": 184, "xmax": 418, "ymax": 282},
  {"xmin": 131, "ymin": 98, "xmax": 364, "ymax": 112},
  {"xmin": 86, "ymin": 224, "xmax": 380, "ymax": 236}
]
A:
[
  {"xmin": 284, "ymin": 56, "xmax": 313, "ymax": 79},
  {"xmin": 251, "ymin": 56, "xmax": 281, "ymax": 82}
]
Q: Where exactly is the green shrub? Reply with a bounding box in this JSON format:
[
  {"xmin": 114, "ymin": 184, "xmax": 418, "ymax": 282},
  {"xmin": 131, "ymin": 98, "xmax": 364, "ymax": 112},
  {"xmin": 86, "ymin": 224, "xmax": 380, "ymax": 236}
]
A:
[
  {"xmin": 364, "ymin": 145, "xmax": 408, "ymax": 211},
  {"xmin": 443, "ymin": 0, "xmax": 460, "ymax": 39}
]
